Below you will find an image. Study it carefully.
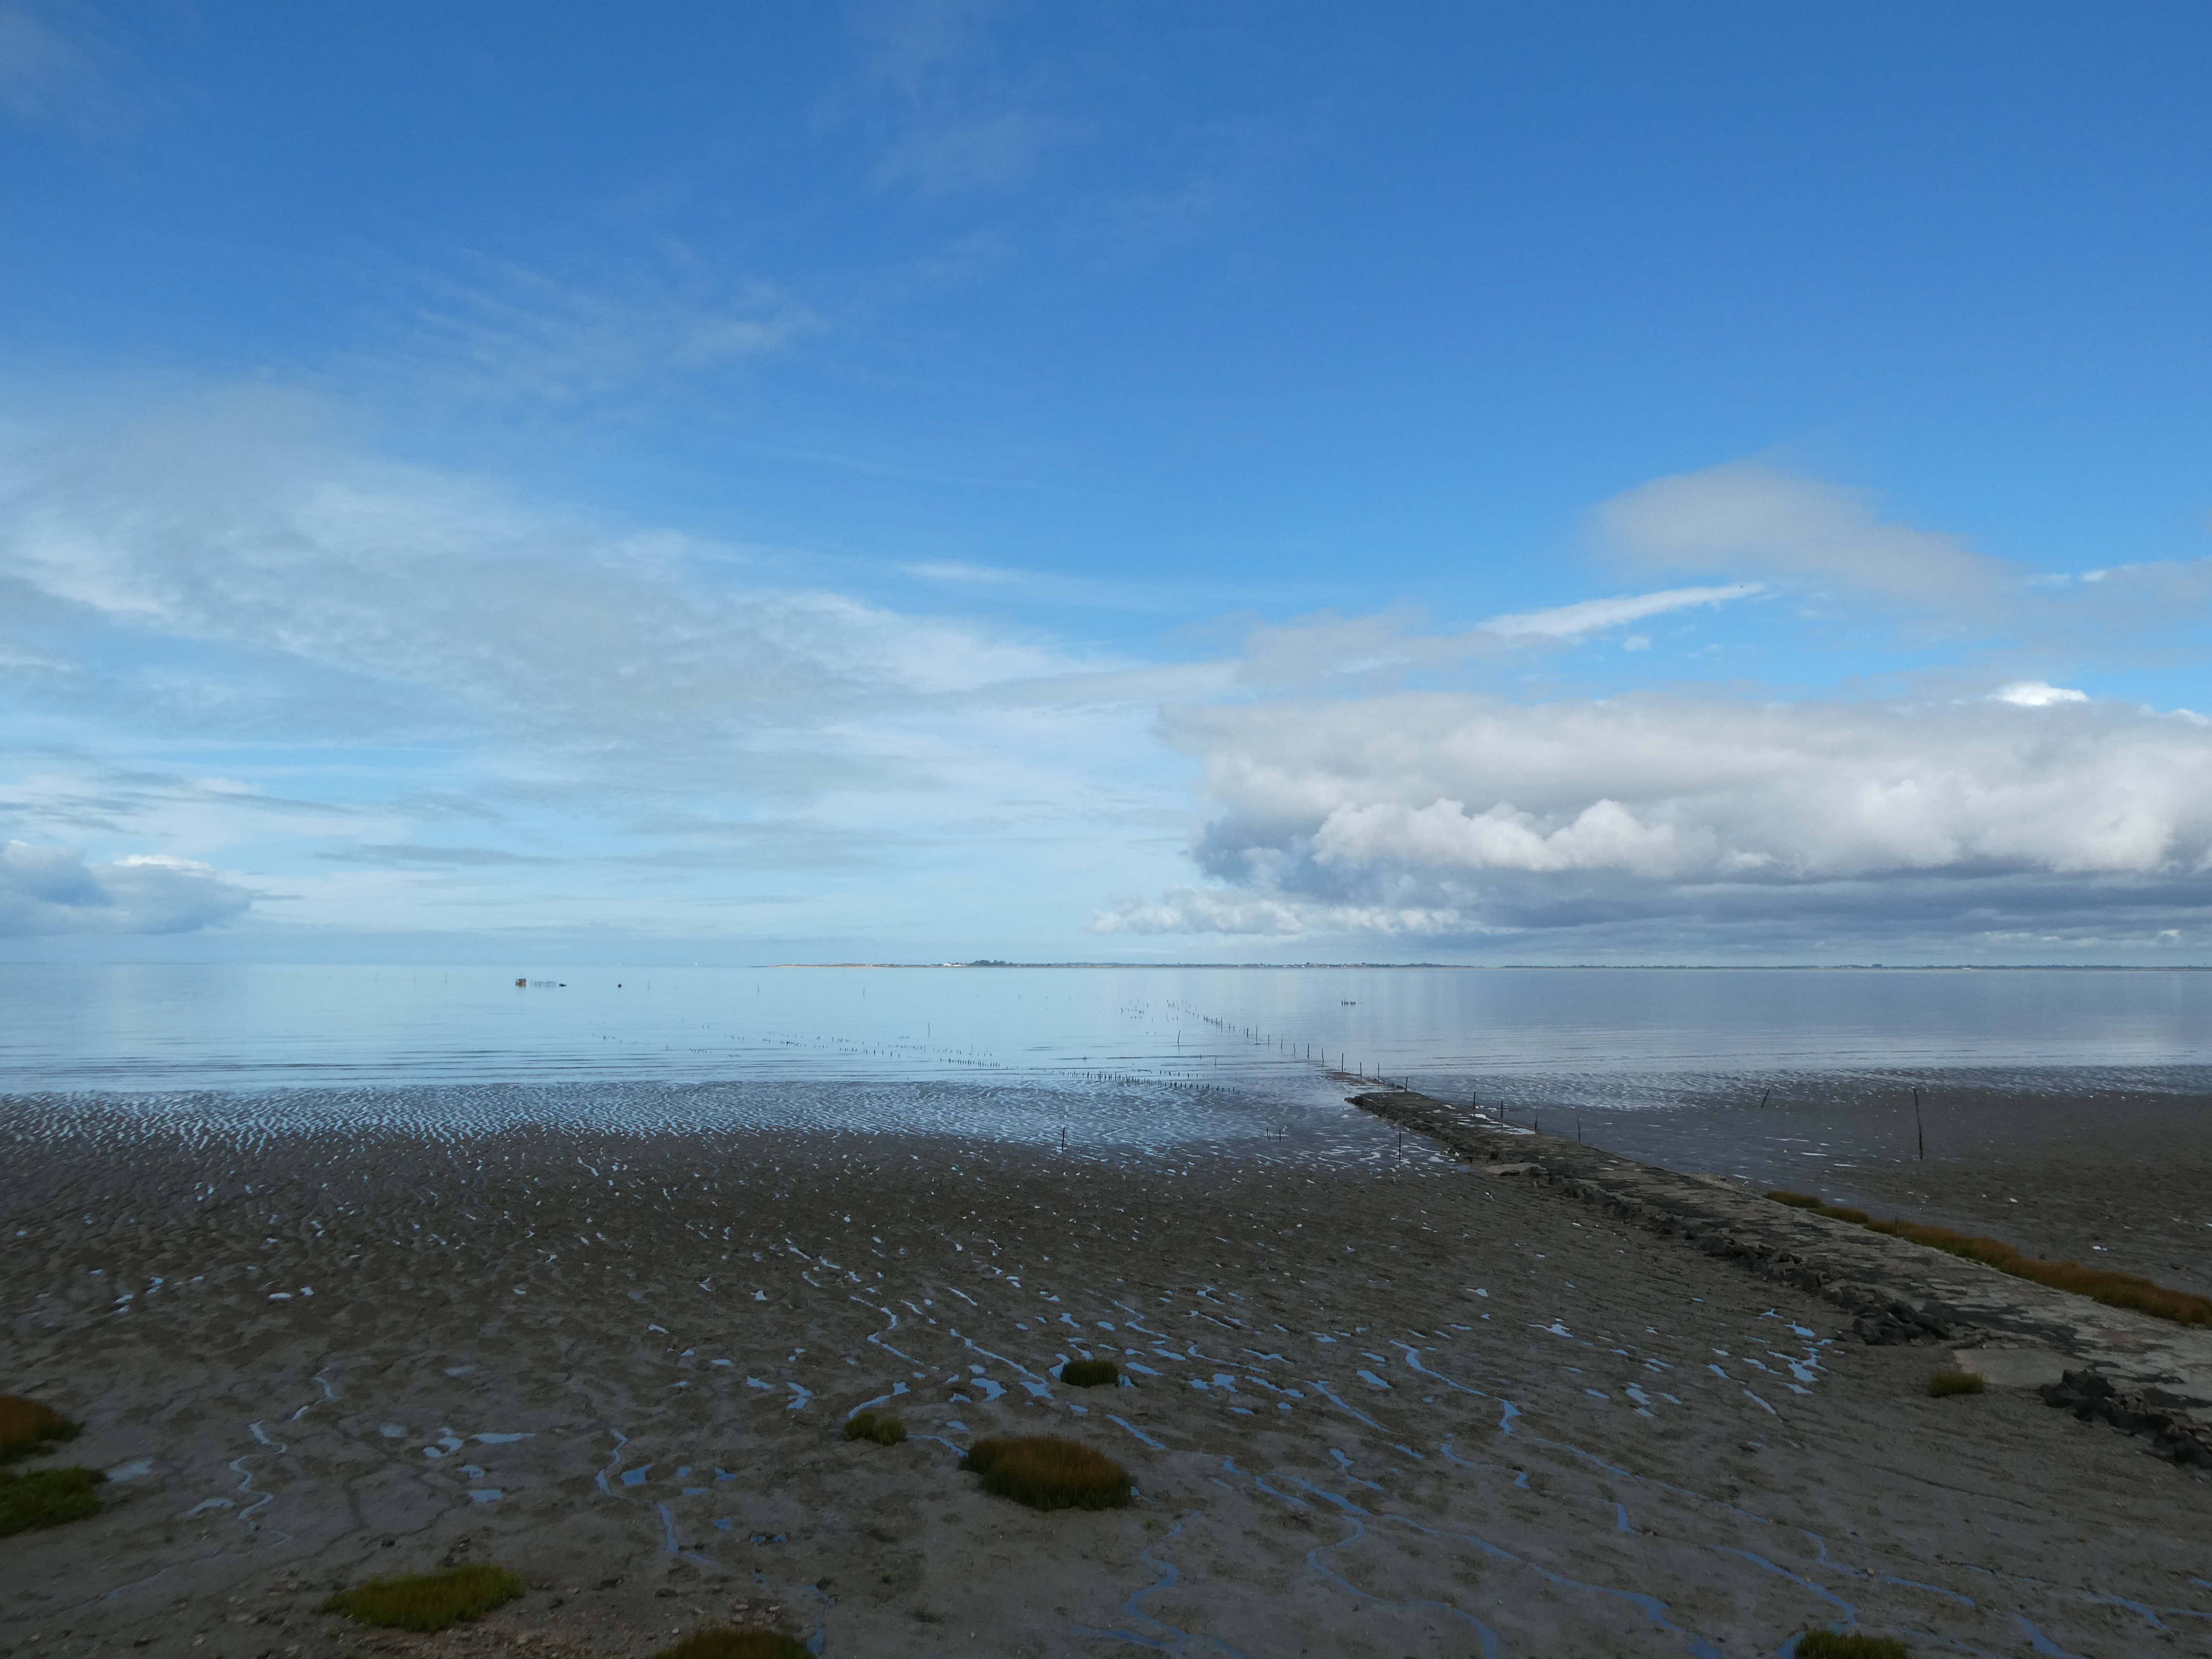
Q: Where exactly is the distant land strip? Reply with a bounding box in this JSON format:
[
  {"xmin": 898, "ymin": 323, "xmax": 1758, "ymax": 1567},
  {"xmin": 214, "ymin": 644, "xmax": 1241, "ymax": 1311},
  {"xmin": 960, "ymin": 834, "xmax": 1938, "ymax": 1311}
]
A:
[{"xmin": 764, "ymin": 960, "xmax": 2212, "ymax": 970}]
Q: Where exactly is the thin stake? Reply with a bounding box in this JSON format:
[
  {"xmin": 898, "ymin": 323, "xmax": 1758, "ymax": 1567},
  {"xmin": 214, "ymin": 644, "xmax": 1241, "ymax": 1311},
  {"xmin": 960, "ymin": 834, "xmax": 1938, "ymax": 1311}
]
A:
[{"xmin": 1914, "ymin": 1087, "xmax": 1925, "ymax": 1161}]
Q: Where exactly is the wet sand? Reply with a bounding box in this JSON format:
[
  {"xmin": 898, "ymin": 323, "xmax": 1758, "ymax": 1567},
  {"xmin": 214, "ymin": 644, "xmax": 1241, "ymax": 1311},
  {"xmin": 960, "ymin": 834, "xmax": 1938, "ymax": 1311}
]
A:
[
  {"xmin": 3, "ymin": 1105, "xmax": 2209, "ymax": 1658},
  {"xmin": 1565, "ymin": 1079, "xmax": 2212, "ymax": 1303}
]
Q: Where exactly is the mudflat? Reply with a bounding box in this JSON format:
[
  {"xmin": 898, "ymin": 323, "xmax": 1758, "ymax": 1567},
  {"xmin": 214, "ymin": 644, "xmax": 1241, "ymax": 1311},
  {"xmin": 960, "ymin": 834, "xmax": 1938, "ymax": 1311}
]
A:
[
  {"xmin": 1579, "ymin": 1078, "xmax": 2212, "ymax": 1304},
  {"xmin": 3, "ymin": 1103, "xmax": 2208, "ymax": 1659}
]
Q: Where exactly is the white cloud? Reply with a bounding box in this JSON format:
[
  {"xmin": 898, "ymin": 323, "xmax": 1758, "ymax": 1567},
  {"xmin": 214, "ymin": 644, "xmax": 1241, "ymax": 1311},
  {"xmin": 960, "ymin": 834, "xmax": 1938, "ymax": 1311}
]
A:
[
  {"xmin": 1114, "ymin": 691, "xmax": 2212, "ymax": 943},
  {"xmin": 1090, "ymin": 887, "xmax": 1476, "ymax": 939},
  {"xmin": 0, "ymin": 387, "xmax": 1082, "ymax": 783},
  {"xmin": 1229, "ymin": 585, "xmax": 1756, "ymax": 692},
  {"xmin": 1993, "ymin": 680, "xmax": 2088, "ymax": 707},
  {"xmin": 0, "ymin": 841, "xmax": 250, "ymax": 936},
  {"xmin": 0, "ymin": 387, "xmax": 1204, "ymax": 944},
  {"xmin": 1597, "ymin": 463, "xmax": 2009, "ymax": 604},
  {"xmin": 1479, "ymin": 583, "xmax": 1759, "ymax": 640}
]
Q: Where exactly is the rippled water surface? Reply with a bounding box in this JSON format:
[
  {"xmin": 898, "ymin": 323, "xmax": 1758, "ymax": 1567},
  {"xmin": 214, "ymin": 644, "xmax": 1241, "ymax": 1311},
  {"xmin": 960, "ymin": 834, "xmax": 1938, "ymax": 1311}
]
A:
[
  {"xmin": 7, "ymin": 963, "xmax": 2212, "ymax": 1163},
  {"xmin": 9, "ymin": 962, "xmax": 2212, "ymax": 1085}
]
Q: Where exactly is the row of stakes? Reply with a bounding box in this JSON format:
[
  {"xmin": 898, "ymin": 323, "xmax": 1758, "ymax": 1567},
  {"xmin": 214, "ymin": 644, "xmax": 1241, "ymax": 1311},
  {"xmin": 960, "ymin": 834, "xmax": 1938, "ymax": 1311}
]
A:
[{"xmin": 1106, "ymin": 1008, "xmax": 1938, "ymax": 1159}]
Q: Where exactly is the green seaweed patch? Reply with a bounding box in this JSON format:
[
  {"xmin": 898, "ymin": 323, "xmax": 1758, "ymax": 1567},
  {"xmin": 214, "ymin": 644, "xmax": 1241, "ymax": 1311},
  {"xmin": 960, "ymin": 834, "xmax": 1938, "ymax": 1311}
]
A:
[
  {"xmin": 961, "ymin": 1435, "xmax": 1132, "ymax": 1512},
  {"xmin": 0, "ymin": 1466, "xmax": 105, "ymax": 1536},
  {"xmin": 1793, "ymin": 1631, "xmax": 1908, "ymax": 1658},
  {"xmin": 0, "ymin": 1397, "xmax": 81, "ymax": 1464},
  {"xmin": 318, "ymin": 1564, "xmax": 525, "ymax": 1631},
  {"xmin": 1927, "ymin": 1371, "xmax": 1985, "ymax": 1398},
  {"xmin": 1764, "ymin": 1192, "xmax": 2212, "ymax": 1327},
  {"xmin": 1059, "ymin": 1359, "xmax": 1120, "ymax": 1388},
  {"xmin": 843, "ymin": 1412, "xmax": 908, "ymax": 1445},
  {"xmin": 654, "ymin": 1629, "xmax": 811, "ymax": 1659}
]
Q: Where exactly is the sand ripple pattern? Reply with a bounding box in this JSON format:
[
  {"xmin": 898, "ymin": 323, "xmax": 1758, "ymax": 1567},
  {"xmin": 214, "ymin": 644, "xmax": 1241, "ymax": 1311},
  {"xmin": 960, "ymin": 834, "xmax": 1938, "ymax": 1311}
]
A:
[{"xmin": 3, "ymin": 1109, "xmax": 2205, "ymax": 1656}]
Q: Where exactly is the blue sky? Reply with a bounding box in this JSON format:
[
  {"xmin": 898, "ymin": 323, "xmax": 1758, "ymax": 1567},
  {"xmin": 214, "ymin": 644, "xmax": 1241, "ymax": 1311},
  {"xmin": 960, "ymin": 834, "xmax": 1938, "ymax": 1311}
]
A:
[{"xmin": 5, "ymin": 0, "xmax": 2212, "ymax": 963}]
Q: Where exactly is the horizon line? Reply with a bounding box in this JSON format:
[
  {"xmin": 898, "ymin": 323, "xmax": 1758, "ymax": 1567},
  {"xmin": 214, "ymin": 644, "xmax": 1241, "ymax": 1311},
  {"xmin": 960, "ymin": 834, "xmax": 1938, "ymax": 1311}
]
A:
[{"xmin": 762, "ymin": 960, "xmax": 2212, "ymax": 971}]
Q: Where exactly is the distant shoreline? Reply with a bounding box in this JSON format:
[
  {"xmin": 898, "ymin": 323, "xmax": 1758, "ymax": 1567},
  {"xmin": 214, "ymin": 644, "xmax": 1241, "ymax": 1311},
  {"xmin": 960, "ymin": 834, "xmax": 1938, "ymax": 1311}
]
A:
[{"xmin": 765, "ymin": 960, "xmax": 2212, "ymax": 971}]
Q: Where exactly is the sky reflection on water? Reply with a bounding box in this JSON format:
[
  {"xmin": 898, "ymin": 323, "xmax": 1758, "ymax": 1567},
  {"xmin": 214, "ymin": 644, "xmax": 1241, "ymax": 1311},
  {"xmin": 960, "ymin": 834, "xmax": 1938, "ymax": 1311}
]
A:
[{"xmin": 6, "ymin": 965, "xmax": 2211, "ymax": 1173}]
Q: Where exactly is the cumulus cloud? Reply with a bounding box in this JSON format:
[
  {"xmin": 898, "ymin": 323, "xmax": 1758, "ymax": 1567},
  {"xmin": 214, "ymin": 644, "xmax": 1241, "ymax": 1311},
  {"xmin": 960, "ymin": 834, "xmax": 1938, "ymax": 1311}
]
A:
[
  {"xmin": 0, "ymin": 841, "xmax": 251, "ymax": 936},
  {"xmin": 1993, "ymin": 680, "xmax": 2088, "ymax": 707},
  {"xmin": 1596, "ymin": 463, "xmax": 2010, "ymax": 604},
  {"xmin": 1096, "ymin": 691, "xmax": 2212, "ymax": 944},
  {"xmin": 1092, "ymin": 887, "xmax": 1479, "ymax": 938}
]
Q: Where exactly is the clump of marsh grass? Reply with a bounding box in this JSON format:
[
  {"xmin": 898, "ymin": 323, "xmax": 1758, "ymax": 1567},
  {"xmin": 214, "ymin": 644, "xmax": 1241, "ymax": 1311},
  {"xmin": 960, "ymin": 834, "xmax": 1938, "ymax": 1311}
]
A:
[
  {"xmin": 1927, "ymin": 1371, "xmax": 1985, "ymax": 1398},
  {"xmin": 318, "ymin": 1564, "xmax": 525, "ymax": 1631},
  {"xmin": 843, "ymin": 1411, "xmax": 907, "ymax": 1446},
  {"xmin": 0, "ymin": 1398, "xmax": 102, "ymax": 1537},
  {"xmin": 0, "ymin": 1466, "xmax": 106, "ymax": 1536},
  {"xmin": 0, "ymin": 1397, "xmax": 81, "ymax": 1462},
  {"xmin": 1059, "ymin": 1359, "xmax": 1120, "ymax": 1388},
  {"xmin": 654, "ymin": 1628, "xmax": 810, "ymax": 1659},
  {"xmin": 961, "ymin": 1435, "xmax": 1131, "ymax": 1512},
  {"xmin": 1764, "ymin": 1192, "xmax": 2212, "ymax": 1327},
  {"xmin": 1793, "ymin": 1630, "xmax": 1908, "ymax": 1658}
]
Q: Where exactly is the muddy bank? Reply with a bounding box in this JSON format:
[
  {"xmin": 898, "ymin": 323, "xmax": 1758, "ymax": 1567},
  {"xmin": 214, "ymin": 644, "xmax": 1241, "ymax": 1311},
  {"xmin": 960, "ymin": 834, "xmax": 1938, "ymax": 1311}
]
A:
[
  {"xmin": 3, "ymin": 1106, "xmax": 2208, "ymax": 1658},
  {"xmin": 1543, "ymin": 1076, "xmax": 2212, "ymax": 1302}
]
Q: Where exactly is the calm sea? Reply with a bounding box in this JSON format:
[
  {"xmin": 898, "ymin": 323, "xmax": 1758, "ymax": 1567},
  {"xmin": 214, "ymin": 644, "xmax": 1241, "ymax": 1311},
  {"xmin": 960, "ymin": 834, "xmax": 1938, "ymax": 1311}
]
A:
[{"xmin": 5, "ymin": 964, "xmax": 2209, "ymax": 1176}]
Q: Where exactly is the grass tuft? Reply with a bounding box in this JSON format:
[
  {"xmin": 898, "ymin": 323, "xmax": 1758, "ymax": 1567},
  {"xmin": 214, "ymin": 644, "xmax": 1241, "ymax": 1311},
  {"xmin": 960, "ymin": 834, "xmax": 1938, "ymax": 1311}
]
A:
[
  {"xmin": 317, "ymin": 1564, "xmax": 526, "ymax": 1631},
  {"xmin": 0, "ymin": 1397, "xmax": 81, "ymax": 1463},
  {"xmin": 1059, "ymin": 1359, "xmax": 1120, "ymax": 1388},
  {"xmin": 0, "ymin": 1466, "xmax": 105, "ymax": 1536},
  {"xmin": 1765, "ymin": 1193, "xmax": 2212, "ymax": 1327},
  {"xmin": 962, "ymin": 1435, "xmax": 1132, "ymax": 1512},
  {"xmin": 844, "ymin": 1412, "xmax": 906, "ymax": 1445},
  {"xmin": 1793, "ymin": 1630, "xmax": 1908, "ymax": 1658},
  {"xmin": 653, "ymin": 1628, "xmax": 811, "ymax": 1659},
  {"xmin": 1927, "ymin": 1371, "xmax": 1985, "ymax": 1398},
  {"xmin": 1767, "ymin": 1190, "xmax": 1825, "ymax": 1211}
]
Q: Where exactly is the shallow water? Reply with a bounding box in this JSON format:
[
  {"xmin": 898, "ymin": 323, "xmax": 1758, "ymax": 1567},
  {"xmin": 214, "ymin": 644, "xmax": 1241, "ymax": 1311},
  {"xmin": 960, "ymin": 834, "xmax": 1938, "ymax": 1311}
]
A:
[
  {"xmin": 7, "ymin": 963, "xmax": 2212, "ymax": 1179},
  {"xmin": 10, "ymin": 963, "xmax": 2212, "ymax": 1087},
  {"xmin": 0, "ymin": 1077, "xmax": 1427, "ymax": 1173}
]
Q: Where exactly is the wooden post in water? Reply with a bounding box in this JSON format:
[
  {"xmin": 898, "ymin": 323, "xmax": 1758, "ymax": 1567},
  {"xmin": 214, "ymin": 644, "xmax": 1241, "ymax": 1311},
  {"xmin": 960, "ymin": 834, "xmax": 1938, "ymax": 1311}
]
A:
[{"xmin": 1914, "ymin": 1088, "xmax": 1925, "ymax": 1161}]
